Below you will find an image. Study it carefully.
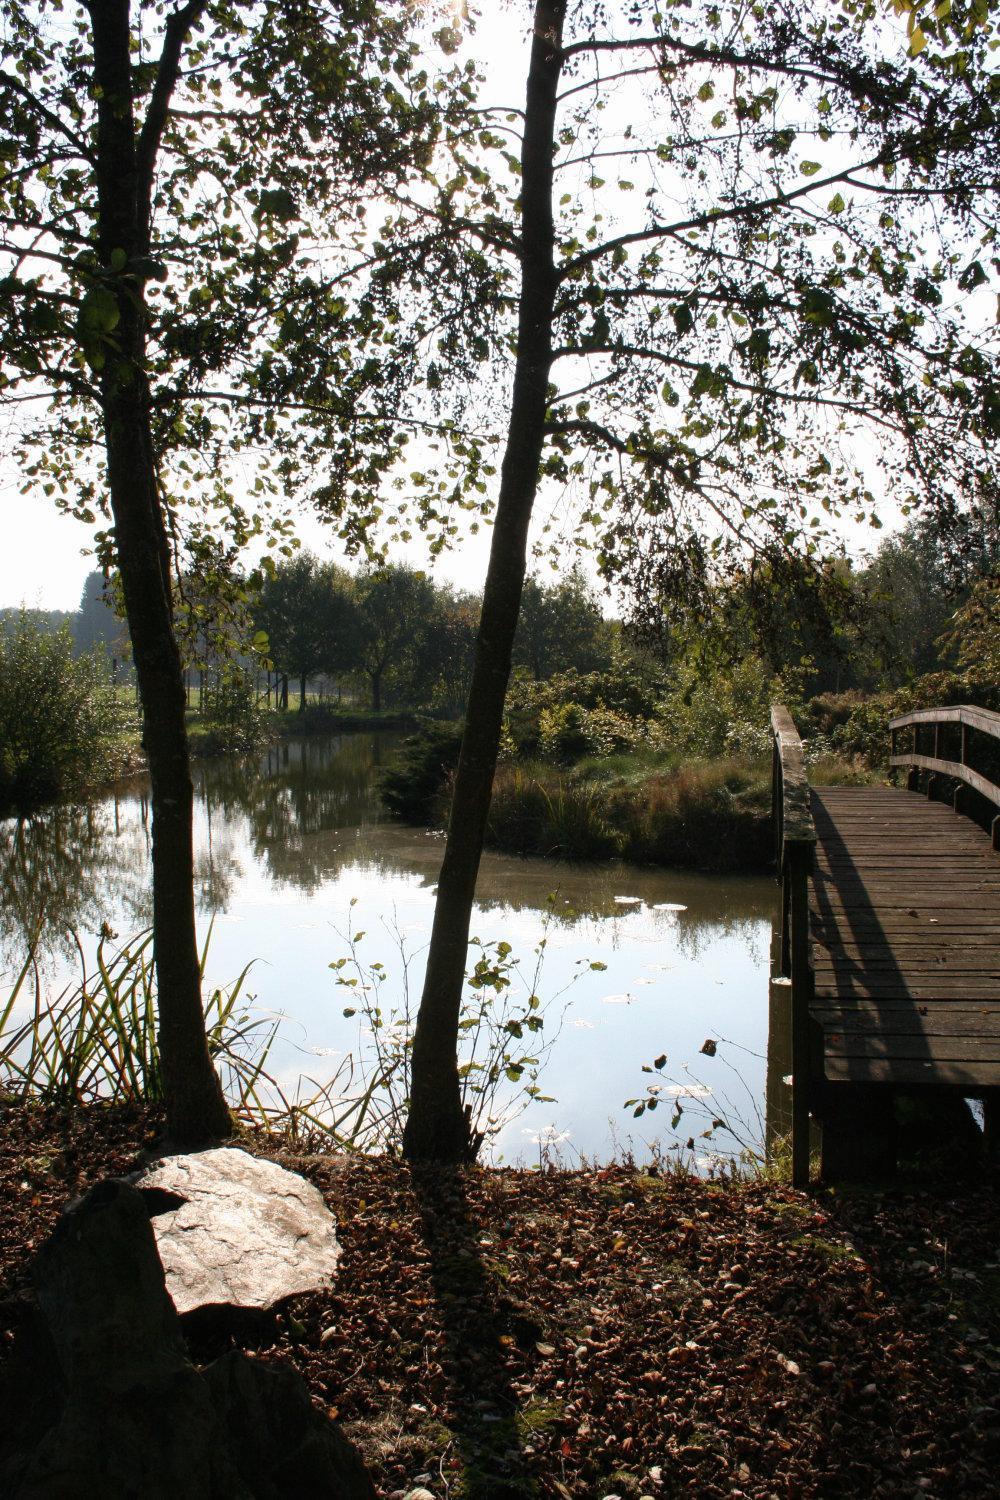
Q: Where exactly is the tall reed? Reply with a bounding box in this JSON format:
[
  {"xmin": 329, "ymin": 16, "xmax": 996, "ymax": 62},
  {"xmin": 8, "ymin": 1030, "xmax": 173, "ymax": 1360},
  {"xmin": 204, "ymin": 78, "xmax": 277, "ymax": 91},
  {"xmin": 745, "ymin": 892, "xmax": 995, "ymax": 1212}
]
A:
[{"xmin": 0, "ymin": 926, "xmax": 379, "ymax": 1148}]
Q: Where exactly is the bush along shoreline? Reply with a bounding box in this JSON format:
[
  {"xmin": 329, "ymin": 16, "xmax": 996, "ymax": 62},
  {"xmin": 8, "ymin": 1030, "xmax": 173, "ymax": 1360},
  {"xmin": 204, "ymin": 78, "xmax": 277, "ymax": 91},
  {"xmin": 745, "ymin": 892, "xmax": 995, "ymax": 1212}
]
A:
[{"xmin": 378, "ymin": 655, "xmax": 882, "ymax": 874}]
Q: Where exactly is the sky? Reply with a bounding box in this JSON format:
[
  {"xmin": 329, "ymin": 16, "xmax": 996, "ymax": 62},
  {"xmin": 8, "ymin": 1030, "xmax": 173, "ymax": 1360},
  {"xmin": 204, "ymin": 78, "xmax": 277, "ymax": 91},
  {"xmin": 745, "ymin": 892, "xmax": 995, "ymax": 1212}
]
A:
[{"xmin": 0, "ymin": 1, "xmax": 917, "ymax": 614}]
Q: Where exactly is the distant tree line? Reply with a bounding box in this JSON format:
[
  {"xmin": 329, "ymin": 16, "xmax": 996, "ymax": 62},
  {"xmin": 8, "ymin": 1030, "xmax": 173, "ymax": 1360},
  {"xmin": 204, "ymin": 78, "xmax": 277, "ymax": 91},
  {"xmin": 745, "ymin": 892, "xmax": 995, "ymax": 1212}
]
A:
[{"xmin": 1, "ymin": 558, "xmax": 617, "ymax": 716}]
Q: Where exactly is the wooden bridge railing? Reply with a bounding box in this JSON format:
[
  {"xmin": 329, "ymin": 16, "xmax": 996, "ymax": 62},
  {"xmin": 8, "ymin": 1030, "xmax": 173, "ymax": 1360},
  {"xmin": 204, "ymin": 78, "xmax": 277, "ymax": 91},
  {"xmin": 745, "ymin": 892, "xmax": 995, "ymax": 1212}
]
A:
[
  {"xmin": 890, "ymin": 704, "xmax": 1000, "ymax": 844},
  {"xmin": 771, "ymin": 705, "xmax": 816, "ymax": 1187}
]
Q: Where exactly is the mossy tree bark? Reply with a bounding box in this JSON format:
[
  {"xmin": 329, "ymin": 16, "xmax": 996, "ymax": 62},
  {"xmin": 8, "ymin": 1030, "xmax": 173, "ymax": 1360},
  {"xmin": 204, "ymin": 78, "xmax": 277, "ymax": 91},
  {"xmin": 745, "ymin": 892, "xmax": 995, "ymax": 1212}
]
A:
[
  {"xmin": 402, "ymin": 0, "xmax": 567, "ymax": 1162},
  {"xmin": 89, "ymin": 0, "xmax": 230, "ymax": 1144}
]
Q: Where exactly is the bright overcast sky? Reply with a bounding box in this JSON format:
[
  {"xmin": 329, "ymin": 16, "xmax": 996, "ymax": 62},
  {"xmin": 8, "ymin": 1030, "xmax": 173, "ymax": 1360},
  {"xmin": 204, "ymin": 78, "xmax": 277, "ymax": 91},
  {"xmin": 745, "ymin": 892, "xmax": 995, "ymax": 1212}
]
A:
[{"xmin": 0, "ymin": 2, "xmax": 905, "ymax": 613}]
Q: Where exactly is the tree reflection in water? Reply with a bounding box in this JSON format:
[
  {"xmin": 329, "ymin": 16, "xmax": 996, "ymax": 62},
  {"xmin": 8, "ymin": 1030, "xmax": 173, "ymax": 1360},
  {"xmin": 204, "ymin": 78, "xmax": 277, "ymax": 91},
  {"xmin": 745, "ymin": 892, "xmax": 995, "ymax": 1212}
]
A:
[{"xmin": 2, "ymin": 731, "xmax": 774, "ymax": 986}]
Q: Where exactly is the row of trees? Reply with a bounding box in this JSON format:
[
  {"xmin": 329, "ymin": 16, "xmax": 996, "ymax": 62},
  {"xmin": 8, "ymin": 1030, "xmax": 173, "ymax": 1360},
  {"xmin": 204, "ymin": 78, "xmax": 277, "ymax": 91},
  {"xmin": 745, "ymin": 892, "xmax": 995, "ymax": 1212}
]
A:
[
  {"xmin": 254, "ymin": 555, "xmax": 614, "ymax": 712},
  {"xmin": 3, "ymin": 0, "xmax": 997, "ymax": 1152}
]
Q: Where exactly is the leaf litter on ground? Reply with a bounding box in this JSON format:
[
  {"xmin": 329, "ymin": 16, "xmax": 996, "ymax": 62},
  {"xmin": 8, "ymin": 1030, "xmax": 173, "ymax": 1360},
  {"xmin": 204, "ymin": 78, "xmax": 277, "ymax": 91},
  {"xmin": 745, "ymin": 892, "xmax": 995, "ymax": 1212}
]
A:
[{"xmin": 0, "ymin": 1103, "xmax": 998, "ymax": 1498}]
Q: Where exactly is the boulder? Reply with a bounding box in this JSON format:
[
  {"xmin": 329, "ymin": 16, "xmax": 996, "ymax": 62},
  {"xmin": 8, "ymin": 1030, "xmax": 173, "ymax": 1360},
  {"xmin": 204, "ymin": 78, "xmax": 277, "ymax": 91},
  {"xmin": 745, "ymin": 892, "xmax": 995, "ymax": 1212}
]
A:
[{"xmin": 134, "ymin": 1146, "xmax": 341, "ymax": 1314}]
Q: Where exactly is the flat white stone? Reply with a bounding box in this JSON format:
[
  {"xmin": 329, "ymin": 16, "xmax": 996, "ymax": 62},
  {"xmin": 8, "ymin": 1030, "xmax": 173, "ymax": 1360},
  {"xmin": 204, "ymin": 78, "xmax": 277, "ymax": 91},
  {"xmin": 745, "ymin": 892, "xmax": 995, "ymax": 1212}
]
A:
[{"xmin": 136, "ymin": 1147, "xmax": 340, "ymax": 1315}]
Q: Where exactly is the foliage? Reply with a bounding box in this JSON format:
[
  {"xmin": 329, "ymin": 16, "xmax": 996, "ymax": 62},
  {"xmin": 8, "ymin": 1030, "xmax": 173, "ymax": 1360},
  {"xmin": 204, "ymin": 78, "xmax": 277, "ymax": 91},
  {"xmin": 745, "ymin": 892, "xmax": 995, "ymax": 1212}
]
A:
[
  {"xmin": 379, "ymin": 719, "xmax": 464, "ymax": 824},
  {"xmin": 200, "ymin": 671, "xmax": 268, "ymax": 755},
  {"xmin": 0, "ymin": 0, "xmax": 454, "ymax": 567},
  {"xmin": 801, "ymin": 670, "xmax": 1000, "ymax": 767},
  {"xmin": 0, "ymin": 928, "xmax": 261, "ymax": 1112},
  {"xmin": 0, "ymin": 619, "xmax": 136, "ymax": 809},
  {"xmin": 537, "ymin": 701, "xmax": 643, "ymax": 763},
  {"xmin": 938, "ymin": 575, "xmax": 1000, "ymax": 683},
  {"xmin": 256, "ymin": 554, "xmax": 355, "ymax": 709},
  {"xmin": 72, "ymin": 570, "xmax": 130, "ymax": 664},
  {"xmin": 351, "ymin": 565, "xmax": 445, "ymax": 711},
  {"xmin": 0, "ymin": 926, "xmax": 397, "ymax": 1149},
  {"xmin": 651, "ymin": 655, "xmax": 780, "ymax": 762},
  {"xmin": 512, "ymin": 568, "xmax": 614, "ymax": 680},
  {"xmin": 625, "ymin": 1042, "xmax": 766, "ymax": 1170},
  {"xmin": 504, "ymin": 663, "xmax": 663, "ymax": 759},
  {"xmin": 329, "ymin": 906, "xmax": 587, "ymax": 1151}
]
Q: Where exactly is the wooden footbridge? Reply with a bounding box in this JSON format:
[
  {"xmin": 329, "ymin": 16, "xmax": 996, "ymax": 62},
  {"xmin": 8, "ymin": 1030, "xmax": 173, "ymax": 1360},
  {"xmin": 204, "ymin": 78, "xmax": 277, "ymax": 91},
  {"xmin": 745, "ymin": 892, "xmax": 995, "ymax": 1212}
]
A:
[{"xmin": 771, "ymin": 704, "xmax": 1000, "ymax": 1184}]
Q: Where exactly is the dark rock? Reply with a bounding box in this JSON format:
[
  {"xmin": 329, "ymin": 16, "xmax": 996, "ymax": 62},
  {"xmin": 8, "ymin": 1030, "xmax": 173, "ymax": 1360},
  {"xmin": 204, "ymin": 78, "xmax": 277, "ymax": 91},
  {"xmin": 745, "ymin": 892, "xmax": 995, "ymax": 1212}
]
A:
[
  {"xmin": 16, "ymin": 1178, "xmax": 243, "ymax": 1499},
  {"xmin": 203, "ymin": 1350, "xmax": 373, "ymax": 1500}
]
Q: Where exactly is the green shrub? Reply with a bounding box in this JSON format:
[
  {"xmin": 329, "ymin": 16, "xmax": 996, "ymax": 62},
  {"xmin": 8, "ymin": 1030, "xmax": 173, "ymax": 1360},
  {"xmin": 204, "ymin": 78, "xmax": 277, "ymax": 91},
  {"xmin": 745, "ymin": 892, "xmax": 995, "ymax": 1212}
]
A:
[
  {"xmin": 504, "ymin": 664, "xmax": 661, "ymax": 756},
  {"xmin": 651, "ymin": 654, "xmax": 776, "ymax": 761},
  {"xmin": 380, "ymin": 718, "xmax": 464, "ymax": 823},
  {"xmin": 802, "ymin": 671, "xmax": 1000, "ymax": 768},
  {"xmin": 0, "ymin": 619, "xmax": 135, "ymax": 810},
  {"xmin": 201, "ymin": 671, "xmax": 268, "ymax": 754}
]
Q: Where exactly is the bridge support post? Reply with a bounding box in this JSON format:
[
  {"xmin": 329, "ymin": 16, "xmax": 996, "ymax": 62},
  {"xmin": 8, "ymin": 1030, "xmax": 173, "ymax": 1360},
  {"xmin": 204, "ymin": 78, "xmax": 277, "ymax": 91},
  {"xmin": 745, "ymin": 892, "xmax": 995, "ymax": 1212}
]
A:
[{"xmin": 789, "ymin": 843, "xmax": 813, "ymax": 1190}]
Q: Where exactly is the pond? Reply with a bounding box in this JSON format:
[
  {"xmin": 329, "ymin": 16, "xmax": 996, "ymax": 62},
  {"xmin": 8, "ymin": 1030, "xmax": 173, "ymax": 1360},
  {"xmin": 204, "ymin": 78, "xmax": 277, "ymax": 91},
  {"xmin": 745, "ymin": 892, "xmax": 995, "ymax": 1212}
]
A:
[{"xmin": 0, "ymin": 733, "xmax": 782, "ymax": 1166}]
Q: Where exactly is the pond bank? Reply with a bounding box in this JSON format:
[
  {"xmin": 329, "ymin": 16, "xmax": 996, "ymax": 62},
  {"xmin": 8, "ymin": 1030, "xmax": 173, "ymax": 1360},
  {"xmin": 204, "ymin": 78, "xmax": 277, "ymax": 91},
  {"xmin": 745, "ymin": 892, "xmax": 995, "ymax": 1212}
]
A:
[{"xmin": 1, "ymin": 1102, "xmax": 997, "ymax": 1499}]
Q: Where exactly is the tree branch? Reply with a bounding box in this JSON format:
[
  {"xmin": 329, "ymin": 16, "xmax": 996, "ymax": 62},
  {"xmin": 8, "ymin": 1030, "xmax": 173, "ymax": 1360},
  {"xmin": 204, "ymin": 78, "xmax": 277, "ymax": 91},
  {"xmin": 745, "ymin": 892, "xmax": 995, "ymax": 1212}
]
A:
[
  {"xmin": 0, "ymin": 70, "xmax": 96, "ymax": 163},
  {"xmin": 136, "ymin": 0, "xmax": 210, "ymax": 246}
]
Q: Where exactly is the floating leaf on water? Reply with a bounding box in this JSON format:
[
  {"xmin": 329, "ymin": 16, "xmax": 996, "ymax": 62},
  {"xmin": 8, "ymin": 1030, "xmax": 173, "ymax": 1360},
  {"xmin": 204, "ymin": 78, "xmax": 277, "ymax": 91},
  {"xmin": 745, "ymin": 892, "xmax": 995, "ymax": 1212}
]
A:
[
  {"xmin": 653, "ymin": 902, "xmax": 687, "ymax": 912},
  {"xmin": 700, "ymin": 1037, "xmax": 718, "ymax": 1056},
  {"xmin": 614, "ymin": 895, "xmax": 642, "ymax": 904},
  {"xmin": 602, "ymin": 993, "xmax": 634, "ymax": 1005}
]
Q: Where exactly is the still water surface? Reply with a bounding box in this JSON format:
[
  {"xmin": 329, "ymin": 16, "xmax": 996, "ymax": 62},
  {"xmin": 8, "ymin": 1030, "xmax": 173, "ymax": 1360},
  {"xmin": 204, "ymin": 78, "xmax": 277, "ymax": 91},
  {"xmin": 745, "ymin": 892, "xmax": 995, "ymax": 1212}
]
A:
[{"xmin": 0, "ymin": 734, "xmax": 778, "ymax": 1164}]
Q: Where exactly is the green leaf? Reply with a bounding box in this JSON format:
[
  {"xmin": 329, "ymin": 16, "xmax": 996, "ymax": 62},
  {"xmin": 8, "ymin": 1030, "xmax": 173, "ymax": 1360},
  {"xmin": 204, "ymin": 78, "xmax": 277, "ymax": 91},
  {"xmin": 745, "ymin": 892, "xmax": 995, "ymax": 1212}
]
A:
[
  {"xmin": 799, "ymin": 160, "xmax": 822, "ymax": 176},
  {"xmin": 828, "ymin": 192, "xmax": 846, "ymax": 214},
  {"xmin": 258, "ymin": 187, "xmax": 297, "ymax": 221},
  {"xmin": 672, "ymin": 302, "xmax": 693, "ymax": 336}
]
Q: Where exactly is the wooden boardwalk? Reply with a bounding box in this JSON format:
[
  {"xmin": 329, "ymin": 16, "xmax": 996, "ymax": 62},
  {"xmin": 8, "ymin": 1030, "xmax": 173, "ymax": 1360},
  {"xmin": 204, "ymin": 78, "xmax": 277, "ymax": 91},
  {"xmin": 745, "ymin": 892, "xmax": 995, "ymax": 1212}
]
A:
[
  {"xmin": 771, "ymin": 704, "xmax": 1000, "ymax": 1182},
  {"xmin": 810, "ymin": 786, "xmax": 1000, "ymax": 1092}
]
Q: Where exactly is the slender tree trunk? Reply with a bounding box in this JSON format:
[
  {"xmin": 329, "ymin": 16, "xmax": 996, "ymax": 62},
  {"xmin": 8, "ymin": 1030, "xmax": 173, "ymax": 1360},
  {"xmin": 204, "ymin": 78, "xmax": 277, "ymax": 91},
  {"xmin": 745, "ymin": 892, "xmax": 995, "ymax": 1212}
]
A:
[
  {"xmin": 402, "ymin": 0, "xmax": 566, "ymax": 1161},
  {"xmin": 90, "ymin": 0, "xmax": 229, "ymax": 1144},
  {"xmin": 281, "ymin": 673, "xmax": 289, "ymax": 710},
  {"xmin": 299, "ymin": 673, "xmax": 307, "ymax": 712}
]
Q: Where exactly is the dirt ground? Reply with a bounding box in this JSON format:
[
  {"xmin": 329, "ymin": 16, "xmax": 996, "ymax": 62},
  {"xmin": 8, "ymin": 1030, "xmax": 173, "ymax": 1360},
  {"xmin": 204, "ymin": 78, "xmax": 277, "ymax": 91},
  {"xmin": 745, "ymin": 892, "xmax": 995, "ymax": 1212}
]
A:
[{"xmin": 1, "ymin": 1103, "xmax": 997, "ymax": 1498}]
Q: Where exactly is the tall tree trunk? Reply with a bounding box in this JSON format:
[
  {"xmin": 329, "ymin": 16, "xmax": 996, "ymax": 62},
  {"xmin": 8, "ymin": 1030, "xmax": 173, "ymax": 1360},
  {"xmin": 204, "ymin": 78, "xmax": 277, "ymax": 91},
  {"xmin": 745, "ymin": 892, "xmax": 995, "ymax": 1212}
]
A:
[
  {"xmin": 299, "ymin": 673, "xmax": 307, "ymax": 712},
  {"xmin": 90, "ymin": 0, "xmax": 229, "ymax": 1144},
  {"xmin": 402, "ymin": 0, "xmax": 566, "ymax": 1162},
  {"xmin": 281, "ymin": 674, "xmax": 289, "ymax": 710}
]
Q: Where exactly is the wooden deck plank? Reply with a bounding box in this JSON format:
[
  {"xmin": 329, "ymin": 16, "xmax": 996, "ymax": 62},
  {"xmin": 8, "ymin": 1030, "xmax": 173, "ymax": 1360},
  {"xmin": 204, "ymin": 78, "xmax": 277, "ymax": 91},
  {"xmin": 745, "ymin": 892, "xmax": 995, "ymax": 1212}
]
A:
[
  {"xmin": 808, "ymin": 785, "xmax": 1000, "ymax": 1092},
  {"xmin": 825, "ymin": 1058, "xmax": 1000, "ymax": 1087}
]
